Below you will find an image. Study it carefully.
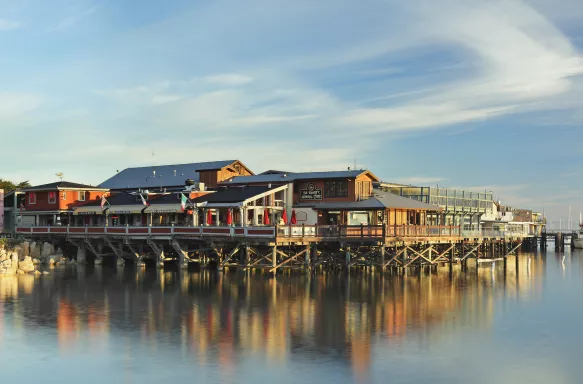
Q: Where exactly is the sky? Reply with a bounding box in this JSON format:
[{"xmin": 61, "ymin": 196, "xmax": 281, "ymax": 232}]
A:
[{"xmin": 0, "ymin": 0, "xmax": 582, "ymax": 225}]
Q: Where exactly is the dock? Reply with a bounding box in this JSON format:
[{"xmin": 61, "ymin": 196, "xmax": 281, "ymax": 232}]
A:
[{"xmin": 15, "ymin": 224, "xmax": 537, "ymax": 273}]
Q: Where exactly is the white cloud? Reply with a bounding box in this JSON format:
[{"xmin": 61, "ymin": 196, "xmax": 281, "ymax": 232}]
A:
[
  {"xmin": 202, "ymin": 74, "xmax": 254, "ymax": 86},
  {"xmin": 0, "ymin": 19, "xmax": 22, "ymax": 31},
  {"xmin": 54, "ymin": 6, "xmax": 97, "ymax": 30}
]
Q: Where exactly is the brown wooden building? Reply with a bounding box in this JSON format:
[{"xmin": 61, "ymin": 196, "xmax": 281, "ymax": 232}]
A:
[{"xmin": 99, "ymin": 160, "xmax": 253, "ymax": 192}]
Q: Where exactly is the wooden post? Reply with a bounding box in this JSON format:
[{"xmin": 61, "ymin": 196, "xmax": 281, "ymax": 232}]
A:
[
  {"xmin": 272, "ymin": 245, "xmax": 277, "ymax": 274},
  {"xmin": 381, "ymin": 246, "xmax": 385, "ymax": 271},
  {"xmin": 305, "ymin": 244, "xmax": 311, "ymax": 271}
]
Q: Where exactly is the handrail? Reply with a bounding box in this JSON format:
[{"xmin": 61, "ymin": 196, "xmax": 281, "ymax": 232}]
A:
[{"xmin": 15, "ymin": 224, "xmax": 535, "ymax": 239}]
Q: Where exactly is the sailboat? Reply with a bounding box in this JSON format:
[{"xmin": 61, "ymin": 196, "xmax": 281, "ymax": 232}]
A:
[{"xmin": 573, "ymin": 213, "xmax": 583, "ymax": 249}]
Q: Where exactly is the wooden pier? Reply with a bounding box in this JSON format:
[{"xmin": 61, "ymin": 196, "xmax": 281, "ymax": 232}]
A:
[{"xmin": 16, "ymin": 224, "xmax": 536, "ymax": 273}]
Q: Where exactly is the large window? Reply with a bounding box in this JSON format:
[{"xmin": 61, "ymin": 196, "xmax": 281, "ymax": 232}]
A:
[
  {"xmin": 324, "ymin": 180, "xmax": 348, "ymax": 198},
  {"xmin": 28, "ymin": 192, "xmax": 36, "ymax": 205},
  {"xmin": 48, "ymin": 191, "xmax": 56, "ymax": 204},
  {"xmin": 78, "ymin": 191, "xmax": 86, "ymax": 201}
]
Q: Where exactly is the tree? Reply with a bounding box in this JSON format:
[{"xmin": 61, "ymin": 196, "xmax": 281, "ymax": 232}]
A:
[{"xmin": 0, "ymin": 179, "xmax": 30, "ymax": 193}]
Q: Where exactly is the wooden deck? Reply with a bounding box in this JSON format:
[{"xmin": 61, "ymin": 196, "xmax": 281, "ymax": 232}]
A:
[{"xmin": 15, "ymin": 224, "xmax": 534, "ymax": 246}]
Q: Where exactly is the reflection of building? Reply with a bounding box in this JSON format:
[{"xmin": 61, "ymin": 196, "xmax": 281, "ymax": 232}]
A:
[{"xmin": 2, "ymin": 260, "xmax": 544, "ymax": 376}]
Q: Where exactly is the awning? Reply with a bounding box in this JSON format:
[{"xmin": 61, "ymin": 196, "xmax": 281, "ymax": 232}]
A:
[
  {"xmin": 144, "ymin": 204, "xmax": 183, "ymax": 214},
  {"xmin": 107, "ymin": 205, "xmax": 146, "ymax": 214},
  {"xmin": 73, "ymin": 206, "xmax": 103, "ymax": 216}
]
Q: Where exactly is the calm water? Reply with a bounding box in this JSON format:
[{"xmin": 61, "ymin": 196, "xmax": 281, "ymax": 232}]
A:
[{"xmin": 1, "ymin": 250, "xmax": 583, "ymax": 383}]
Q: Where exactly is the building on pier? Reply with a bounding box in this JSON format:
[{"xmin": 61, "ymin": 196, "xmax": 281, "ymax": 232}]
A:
[
  {"xmin": 3, "ymin": 189, "xmax": 26, "ymax": 234},
  {"xmin": 224, "ymin": 169, "xmax": 380, "ymax": 225},
  {"xmin": 480, "ymin": 202, "xmax": 546, "ymax": 236},
  {"xmin": 99, "ymin": 159, "xmax": 253, "ymax": 192},
  {"xmin": 374, "ymin": 182, "xmax": 494, "ymax": 230},
  {"xmin": 18, "ymin": 181, "xmax": 109, "ymax": 227}
]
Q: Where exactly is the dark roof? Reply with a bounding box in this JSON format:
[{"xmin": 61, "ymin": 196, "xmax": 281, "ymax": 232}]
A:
[
  {"xmin": 21, "ymin": 181, "xmax": 107, "ymax": 192},
  {"xmin": 99, "ymin": 160, "xmax": 238, "ymax": 190},
  {"xmin": 226, "ymin": 170, "xmax": 378, "ymax": 184},
  {"xmin": 79, "ymin": 192, "xmax": 146, "ymax": 207},
  {"xmin": 193, "ymin": 186, "xmax": 273, "ymax": 204},
  {"xmin": 146, "ymin": 193, "xmax": 182, "ymax": 205},
  {"xmin": 296, "ymin": 191, "xmax": 441, "ymax": 211}
]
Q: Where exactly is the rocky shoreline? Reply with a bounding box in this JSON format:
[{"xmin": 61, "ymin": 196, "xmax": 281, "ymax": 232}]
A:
[{"xmin": 0, "ymin": 241, "xmax": 76, "ymax": 276}]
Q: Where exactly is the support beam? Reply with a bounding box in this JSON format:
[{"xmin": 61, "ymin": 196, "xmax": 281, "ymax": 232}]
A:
[{"xmin": 269, "ymin": 248, "xmax": 309, "ymax": 273}]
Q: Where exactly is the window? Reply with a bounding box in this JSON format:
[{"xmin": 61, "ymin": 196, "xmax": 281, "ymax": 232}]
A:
[
  {"xmin": 78, "ymin": 191, "xmax": 86, "ymax": 201},
  {"xmin": 62, "ymin": 191, "xmax": 66, "ymax": 200},
  {"xmin": 48, "ymin": 191, "xmax": 57, "ymax": 204},
  {"xmin": 324, "ymin": 180, "xmax": 348, "ymax": 198},
  {"xmin": 28, "ymin": 192, "xmax": 36, "ymax": 205}
]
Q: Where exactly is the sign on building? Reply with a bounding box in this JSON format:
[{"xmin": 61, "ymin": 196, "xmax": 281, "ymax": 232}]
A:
[{"xmin": 300, "ymin": 183, "xmax": 322, "ymax": 200}]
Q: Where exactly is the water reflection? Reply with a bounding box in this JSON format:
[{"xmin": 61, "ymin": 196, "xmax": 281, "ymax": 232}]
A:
[{"xmin": 0, "ymin": 253, "xmax": 549, "ymax": 381}]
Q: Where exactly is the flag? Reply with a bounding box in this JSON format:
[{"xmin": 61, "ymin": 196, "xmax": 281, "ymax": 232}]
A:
[
  {"xmin": 140, "ymin": 194, "xmax": 150, "ymax": 206},
  {"xmin": 100, "ymin": 195, "xmax": 108, "ymax": 211},
  {"xmin": 180, "ymin": 193, "xmax": 188, "ymax": 212}
]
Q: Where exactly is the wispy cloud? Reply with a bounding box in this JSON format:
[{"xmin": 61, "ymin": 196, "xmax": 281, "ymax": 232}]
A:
[
  {"xmin": 0, "ymin": 19, "xmax": 23, "ymax": 31},
  {"xmin": 54, "ymin": 6, "xmax": 97, "ymax": 30},
  {"xmin": 202, "ymin": 73, "xmax": 254, "ymax": 86}
]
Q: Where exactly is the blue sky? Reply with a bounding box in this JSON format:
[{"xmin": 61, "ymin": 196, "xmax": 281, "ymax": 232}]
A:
[{"xmin": 0, "ymin": 0, "xmax": 582, "ymax": 224}]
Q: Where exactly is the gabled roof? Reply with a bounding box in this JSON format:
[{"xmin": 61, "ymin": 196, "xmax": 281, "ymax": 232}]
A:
[
  {"xmin": 193, "ymin": 186, "xmax": 275, "ymax": 204},
  {"xmin": 226, "ymin": 170, "xmax": 379, "ymax": 184},
  {"xmin": 99, "ymin": 160, "xmax": 244, "ymax": 190},
  {"xmin": 21, "ymin": 181, "xmax": 108, "ymax": 192}
]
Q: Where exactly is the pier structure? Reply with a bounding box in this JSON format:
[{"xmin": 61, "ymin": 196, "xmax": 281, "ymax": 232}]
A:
[
  {"xmin": 16, "ymin": 224, "xmax": 532, "ymax": 272},
  {"xmin": 9, "ymin": 158, "xmax": 544, "ymax": 272}
]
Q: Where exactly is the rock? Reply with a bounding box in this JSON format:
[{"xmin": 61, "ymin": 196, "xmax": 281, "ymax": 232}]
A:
[
  {"xmin": 18, "ymin": 256, "xmax": 35, "ymax": 273},
  {"xmin": 32, "ymin": 270, "xmax": 42, "ymax": 275},
  {"xmin": 68, "ymin": 259, "xmax": 77, "ymax": 266},
  {"xmin": 76, "ymin": 248, "xmax": 86, "ymax": 265},
  {"xmin": 10, "ymin": 252, "xmax": 18, "ymax": 270},
  {"xmin": 40, "ymin": 242, "xmax": 55, "ymax": 263},
  {"xmin": 116, "ymin": 258, "xmax": 125, "ymax": 266},
  {"xmin": 94, "ymin": 258, "xmax": 103, "ymax": 265},
  {"xmin": 55, "ymin": 260, "xmax": 66, "ymax": 267},
  {"xmin": 16, "ymin": 269, "xmax": 24, "ymax": 275},
  {"xmin": 48, "ymin": 254, "xmax": 62, "ymax": 265},
  {"xmin": 42, "ymin": 271, "xmax": 49, "ymax": 275},
  {"xmin": 32, "ymin": 258, "xmax": 41, "ymax": 265},
  {"xmin": 30, "ymin": 243, "xmax": 41, "ymax": 260}
]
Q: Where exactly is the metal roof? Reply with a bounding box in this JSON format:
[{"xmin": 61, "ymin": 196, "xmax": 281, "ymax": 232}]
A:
[
  {"xmin": 296, "ymin": 191, "xmax": 441, "ymax": 211},
  {"xmin": 21, "ymin": 181, "xmax": 107, "ymax": 192},
  {"xmin": 99, "ymin": 160, "xmax": 237, "ymax": 190},
  {"xmin": 193, "ymin": 186, "xmax": 274, "ymax": 204},
  {"xmin": 226, "ymin": 170, "xmax": 377, "ymax": 184}
]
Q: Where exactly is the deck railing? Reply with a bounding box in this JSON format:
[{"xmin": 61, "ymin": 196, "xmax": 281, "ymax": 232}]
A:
[{"xmin": 15, "ymin": 225, "xmax": 534, "ymax": 240}]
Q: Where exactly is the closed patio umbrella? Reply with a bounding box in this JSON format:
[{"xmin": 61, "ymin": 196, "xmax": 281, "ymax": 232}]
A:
[
  {"xmin": 290, "ymin": 209, "xmax": 297, "ymax": 225},
  {"xmin": 227, "ymin": 209, "xmax": 233, "ymax": 225},
  {"xmin": 281, "ymin": 209, "xmax": 288, "ymax": 224},
  {"xmin": 263, "ymin": 208, "xmax": 270, "ymax": 225},
  {"xmin": 206, "ymin": 209, "xmax": 213, "ymax": 225}
]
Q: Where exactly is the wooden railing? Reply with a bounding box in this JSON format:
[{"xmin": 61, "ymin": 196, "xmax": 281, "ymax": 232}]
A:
[{"xmin": 15, "ymin": 225, "xmax": 533, "ymax": 240}]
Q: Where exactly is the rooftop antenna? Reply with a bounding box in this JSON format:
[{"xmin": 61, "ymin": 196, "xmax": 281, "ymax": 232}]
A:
[{"xmin": 55, "ymin": 173, "xmax": 63, "ymax": 181}]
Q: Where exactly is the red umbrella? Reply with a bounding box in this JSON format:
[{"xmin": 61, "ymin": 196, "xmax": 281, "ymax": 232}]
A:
[
  {"xmin": 227, "ymin": 209, "xmax": 233, "ymax": 225},
  {"xmin": 263, "ymin": 208, "xmax": 270, "ymax": 225},
  {"xmin": 206, "ymin": 209, "xmax": 213, "ymax": 225},
  {"xmin": 281, "ymin": 209, "xmax": 288, "ymax": 224},
  {"xmin": 290, "ymin": 209, "xmax": 297, "ymax": 225}
]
